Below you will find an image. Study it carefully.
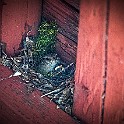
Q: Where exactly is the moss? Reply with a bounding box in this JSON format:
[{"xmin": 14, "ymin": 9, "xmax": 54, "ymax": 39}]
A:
[
  {"xmin": 32, "ymin": 21, "xmax": 58, "ymax": 71},
  {"xmin": 33, "ymin": 21, "xmax": 58, "ymax": 57}
]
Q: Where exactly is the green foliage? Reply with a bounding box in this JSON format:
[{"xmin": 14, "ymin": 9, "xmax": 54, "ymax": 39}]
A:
[
  {"xmin": 32, "ymin": 21, "xmax": 58, "ymax": 69},
  {"xmin": 33, "ymin": 21, "xmax": 58, "ymax": 57}
]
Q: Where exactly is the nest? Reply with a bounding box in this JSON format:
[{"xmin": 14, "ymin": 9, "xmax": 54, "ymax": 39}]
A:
[{"xmin": 1, "ymin": 31, "xmax": 75, "ymax": 115}]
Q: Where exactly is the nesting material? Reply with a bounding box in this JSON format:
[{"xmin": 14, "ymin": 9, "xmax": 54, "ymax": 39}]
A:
[
  {"xmin": 0, "ymin": 42, "xmax": 6, "ymax": 63},
  {"xmin": 1, "ymin": 34, "xmax": 75, "ymax": 115}
]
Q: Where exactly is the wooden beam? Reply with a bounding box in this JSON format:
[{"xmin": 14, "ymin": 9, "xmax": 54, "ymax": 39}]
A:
[
  {"xmin": 0, "ymin": 0, "xmax": 2, "ymax": 41},
  {"xmin": 104, "ymin": 0, "xmax": 124, "ymax": 124},
  {"xmin": 73, "ymin": 0, "xmax": 106, "ymax": 123},
  {"xmin": 42, "ymin": 0, "xmax": 79, "ymax": 63},
  {"xmin": 0, "ymin": 65, "xmax": 78, "ymax": 124},
  {"xmin": 1, "ymin": 0, "xmax": 42, "ymax": 55}
]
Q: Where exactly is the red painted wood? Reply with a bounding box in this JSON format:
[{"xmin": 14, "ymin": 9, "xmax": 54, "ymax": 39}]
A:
[
  {"xmin": 73, "ymin": 0, "xmax": 106, "ymax": 124},
  {"xmin": 104, "ymin": 0, "xmax": 124, "ymax": 124},
  {"xmin": 64, "ymin": 0, "xmax": 80, "ymax": 11},
  {"xmin": 27, "ymin": 0, "xmax": 41, "ymax": 35},
  {"xmin": 0, "ymin": 0, "xmax": 2, "ymax": 41},
  {"xmin": 0, "ymin": 65, "xmax": 79, "ymax": 124},
  {"xmin": 43, "ymin": 0, "xmax": 79, "ymax": 63},
  {"xmin": 1, "ymin": 0, "xmax": 42, "ymax": 55},
  {"xmin": 56, "ymin": 33, "xmax": 77, "ymax": 63},
  {"xmin": 0, "ymin": 101, "xmax": 29, "ymax": 124}
]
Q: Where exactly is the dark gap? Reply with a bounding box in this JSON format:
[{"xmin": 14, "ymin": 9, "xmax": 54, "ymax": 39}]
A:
[
  {"xmin": 1, "ymin": 0, "xmax": 7, "ymax": 6},
  {"xmin": 41, "ymin": 0, "xmax": 44, "ymax": 21},
  {"xmin": 26, "ymin": 0, "xmax": 28, "ymax": 20},
  {"xmin": 101, "ymin": 0, "xmax": 110, "ymax": 124}
]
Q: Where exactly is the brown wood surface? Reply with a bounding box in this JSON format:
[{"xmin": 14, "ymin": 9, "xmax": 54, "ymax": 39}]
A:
[
  {"xmin": 103, "ymin": 0, "xmax": 124, "ymax": 124},
  {"xmin": 73, "ymin": 0, "xmax": 106, "ymax": 124},
  {"xmin": 42, "ymin": 0, "xmax": 79, "ymax": 63}
]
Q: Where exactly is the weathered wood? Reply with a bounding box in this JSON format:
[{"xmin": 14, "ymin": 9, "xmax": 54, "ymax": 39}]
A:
[
  {"xmin": 103, "ymin": 0, "xmax": 124, "ymax": 124},
  {"xmin": 0, "ymin": 0, "xmax": 2, "ymax": 41},
  {"xmin": 27, "ymin": 0, "xmax": 42, "ymax": 34},
  {"xmin": 1, "ymin": 0, "xmax": 42, "ymax": 55},
  {"xmin": 62, "ymin": 0, "xmax": 80, "ymax": 12},
  {"xmin": 0, "ymin": 65, "xmax": 79, "ymax": 124},
  {"xmin": 56, "ymin": 33, "xmax": 77, "ymax": 64},
  {"xmin": 73, "ymin": 0, "xmax": 106, "ymax": 124},
  {"xmin": 42, "ymin": 0, "xmax": 79, "ymax": 63}
]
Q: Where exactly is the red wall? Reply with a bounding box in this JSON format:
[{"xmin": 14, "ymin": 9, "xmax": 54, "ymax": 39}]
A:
[
  {"xmin": 74, "ymin": 0, "xmax": 124, "ymax": 124},
  {"xmin": 1, "ymin": 0, "xmax": 42, "ymax": 55},
  {"xmin": 73, "ymin": 0, "xmax": 106, "ymax": 123},
  {"xmin": 104, "ymin": 0, "xmax": 124, "ymax": 124}
]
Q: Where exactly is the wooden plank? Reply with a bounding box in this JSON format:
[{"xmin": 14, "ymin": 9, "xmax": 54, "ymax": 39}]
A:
[
  {"xmin": 1, "ymin": 0, "xmax": 41, "ymax": 55},
  {"xmin": 2, "ymin": 0, "xmax": 27, "ymax": 55},
  {"xmin": 43, "ymin": 0, "xmax": 79, "ymax": 42},
  {"xmin": 44, "ymin": 0, "xmax": 79, "ymax": 21},
  {"xmin": 56, "ymin": 33, "xmax": 77, "ymax": 64},
  {"xmin": 42, "ymin": 0, "xmax": 79, "ymax": 63},
  {"xmin": 0, "ymin": 100, "xmax": 29, "ymax": 124},
  {"xmin": 0, "ymin": 0, "xmax": 1, "ymax": 40},
  {"xmin": 103, "ymin": 0, "xmax": 124, "ymax": 124},
  {"xmin": 0, "ymin": 65, "xmax": 79, "ymax": 124},
  {"xmin": 43, "ymin": 11, "xmax": 78, "ymax": 43},
  {"xmin": 64, "ymin": 0, "xmax": 80, "ymax": 11},
  {"xmin": 27, "ymin": 0, "xmax": 42, "ymax": 35},
  {"xmin": 43, "ymin": 5, "xmax": 78, "ymax": 34},
  {"xmin": 73, "ymin": 0, "xmax": 106, "ymax": 124}
]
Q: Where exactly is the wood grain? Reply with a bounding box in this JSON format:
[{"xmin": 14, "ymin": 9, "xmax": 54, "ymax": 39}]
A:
[
  {"xmin": 1, "ymin": 0, "xmax": 41, "ymax": 55},
  {"xmin": 0, "ymin": 0, "xmax": 2, "ymax": 41},
  {"xmin": 73, "ymin": 0, "xmax": 106, "ymax": 123},
  {"xmin": 56, "ymin": 33, "xmax": 77, "ymax": 64},
  {"xmin": 42, "ymin": 0, "xmax": 79, "ymax": 63},
  {"xmin": 0, "ymin": 65, "xmax": 79, "ymax": 124},
  {"xmin": 103, "ymin": 0, "xmax": 124, "ymax": 124},
  {"xmin": 63, "ymin": 0, "xmax": 80, "ymax": 11}
]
